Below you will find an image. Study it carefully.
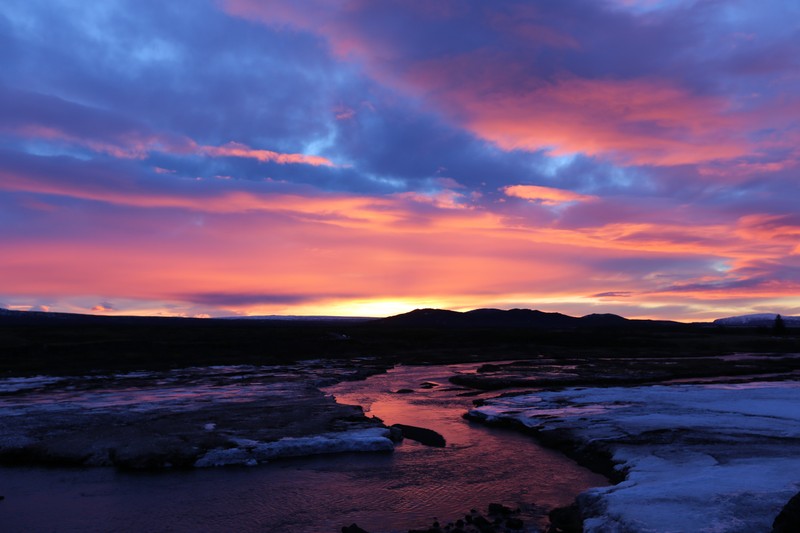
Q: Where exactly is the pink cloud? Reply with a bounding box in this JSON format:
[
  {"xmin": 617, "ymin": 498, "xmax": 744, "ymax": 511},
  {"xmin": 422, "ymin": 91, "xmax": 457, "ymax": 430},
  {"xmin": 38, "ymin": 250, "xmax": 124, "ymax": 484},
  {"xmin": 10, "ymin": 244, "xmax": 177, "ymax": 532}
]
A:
[
  {"xmin": 735, "ymin": 214, "xmax": 800, "ymax": 254},
  {"xmin": 199, "ymin": 141, "xmax": 334, "ymax": 166},
  {"xmin": 333, "ymin": 104, "xmax": 356, "ymax": 120},
  {"xmin": 0, "ymin": 86, "xmax": 336, "ymax": 168},
  {"xmin": 429, "ymin": 72, "xmax": 750, "ymax": 166},
  {"xmin": 503, "ymin": 184, "xmax": 597, "ymax": 206},
  {"xmin": 5, "ymin": 166, "xmax": 800, "ymax": 318},
  {"xmin": 220, "ymin": 2, "xmax": 758, "ymax": 167}
]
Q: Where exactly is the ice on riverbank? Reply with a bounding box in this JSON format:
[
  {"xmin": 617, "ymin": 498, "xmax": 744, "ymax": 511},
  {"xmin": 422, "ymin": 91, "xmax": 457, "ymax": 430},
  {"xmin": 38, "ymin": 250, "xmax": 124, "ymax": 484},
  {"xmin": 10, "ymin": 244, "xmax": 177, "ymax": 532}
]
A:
[
  {"xmin": 195, "ymin": 427, "xmax": 394, "ymax": 467},
  {"xmin": 0, "ymin": 362, "xmax": 391, "ymax": 469},
  {"xmin": 469, "ymin": 381, "xmax": 800, "ymax": 532}
]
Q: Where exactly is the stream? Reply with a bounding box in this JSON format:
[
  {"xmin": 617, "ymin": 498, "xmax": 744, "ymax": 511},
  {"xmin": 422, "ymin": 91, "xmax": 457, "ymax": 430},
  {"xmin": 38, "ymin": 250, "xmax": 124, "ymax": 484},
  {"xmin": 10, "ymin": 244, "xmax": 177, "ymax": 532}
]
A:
[{"xmin": 0, "ymin": 362, "xmax": 607, "ymax": 532}]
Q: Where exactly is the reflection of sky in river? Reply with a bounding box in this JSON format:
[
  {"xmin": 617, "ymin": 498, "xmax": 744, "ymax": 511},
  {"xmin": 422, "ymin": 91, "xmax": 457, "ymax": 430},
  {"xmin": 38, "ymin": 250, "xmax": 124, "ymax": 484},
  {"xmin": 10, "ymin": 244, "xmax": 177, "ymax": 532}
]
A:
[{"xmin": 1, "ymin": 361, "xmax": 608, "ymax": 532}]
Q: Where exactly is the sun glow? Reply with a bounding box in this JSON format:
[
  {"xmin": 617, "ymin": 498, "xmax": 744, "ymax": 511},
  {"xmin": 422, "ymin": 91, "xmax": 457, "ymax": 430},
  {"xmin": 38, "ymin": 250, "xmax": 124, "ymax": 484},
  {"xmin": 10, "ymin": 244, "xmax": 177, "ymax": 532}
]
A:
[{"xmin": 288, "ymin": 299, "xmax": 452, "ymax": 318}]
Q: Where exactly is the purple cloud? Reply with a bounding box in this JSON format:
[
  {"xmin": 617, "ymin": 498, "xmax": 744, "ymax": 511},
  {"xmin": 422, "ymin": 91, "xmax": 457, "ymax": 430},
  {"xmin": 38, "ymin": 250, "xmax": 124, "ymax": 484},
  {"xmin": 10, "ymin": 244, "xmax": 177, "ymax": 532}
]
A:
[{"xmin": 1, "ymin": 0, "xmax": 799, "ymax": 320}]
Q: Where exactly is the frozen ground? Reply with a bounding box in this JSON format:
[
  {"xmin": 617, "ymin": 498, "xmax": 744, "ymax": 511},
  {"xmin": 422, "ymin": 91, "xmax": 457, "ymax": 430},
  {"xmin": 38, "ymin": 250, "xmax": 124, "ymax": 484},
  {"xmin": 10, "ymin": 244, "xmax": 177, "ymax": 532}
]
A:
[
  {"xmin": 0, "ymin": 360, "xmax": 392, "ymax": 469},
  {"xmin": 194, "ymin": 427, "xmax": 394, "ymax": 467},
  {"xmin": 469, "ymin": 380, "xmax": 800, "ymax": 532}
]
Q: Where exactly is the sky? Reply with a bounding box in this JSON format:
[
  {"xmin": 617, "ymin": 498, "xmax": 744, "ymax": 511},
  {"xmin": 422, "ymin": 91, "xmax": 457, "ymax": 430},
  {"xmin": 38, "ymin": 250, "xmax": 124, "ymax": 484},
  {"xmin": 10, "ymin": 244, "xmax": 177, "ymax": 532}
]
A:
[{"xmin": 1, "ymin": 0, "xmax": 799, "ymax": 321}]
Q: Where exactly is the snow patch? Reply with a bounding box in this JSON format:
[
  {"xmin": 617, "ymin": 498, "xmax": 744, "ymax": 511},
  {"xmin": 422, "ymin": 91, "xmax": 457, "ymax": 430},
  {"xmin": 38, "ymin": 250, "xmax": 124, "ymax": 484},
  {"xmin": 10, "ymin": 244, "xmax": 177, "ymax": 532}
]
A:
[
  {"xmin": 714, "ymin": 313, "xmax": 800, "ymax": 327},
  {"xmin": 195, "ymin": 427, "xmax": 394, "ymax": 467},
  {"xmin": 471, "ymin": 381, "xmax": 800, "ymax": 532}
]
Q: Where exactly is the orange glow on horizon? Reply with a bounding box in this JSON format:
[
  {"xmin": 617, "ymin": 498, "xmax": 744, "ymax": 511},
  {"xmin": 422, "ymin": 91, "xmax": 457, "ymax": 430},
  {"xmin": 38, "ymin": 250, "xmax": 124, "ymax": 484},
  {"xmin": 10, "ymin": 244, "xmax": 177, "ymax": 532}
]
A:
[
  {"xmin": 3, "ymin": 173, "xmax": 800, "ymax": 322},
  {"xmin": 4, "ymin": 1, "xmax": 800, "ymax": 324}
]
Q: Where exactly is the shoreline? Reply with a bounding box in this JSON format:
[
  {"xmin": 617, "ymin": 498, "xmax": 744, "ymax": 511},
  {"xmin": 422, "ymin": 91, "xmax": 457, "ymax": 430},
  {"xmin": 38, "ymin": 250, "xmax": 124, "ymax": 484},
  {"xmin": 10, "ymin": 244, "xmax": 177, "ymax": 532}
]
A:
[
  {"xmin": 4, "ymin": 358, "xmax": 590, "ymax": 531},
  {"xmin": 0, "ymin": 359, "xmax": 395, "ymax": 470},
  {"xmin": 4, "ymin": 352, "xmax": 800, "ymax": 531},
  {"xmin": 466, "ymin": 377, "xmax": 800, "ymax": 532}
]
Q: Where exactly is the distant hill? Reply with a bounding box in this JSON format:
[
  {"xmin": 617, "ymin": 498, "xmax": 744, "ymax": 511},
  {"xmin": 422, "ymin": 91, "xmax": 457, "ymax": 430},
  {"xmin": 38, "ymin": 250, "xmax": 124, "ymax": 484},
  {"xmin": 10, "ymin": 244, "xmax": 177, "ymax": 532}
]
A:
[
  {"xmin": 0, "ymin": 308, "xmax": 373, "ymax": 326},
  {"xmin": 0, "ymin": 308, "xmax": 200, "ymax": 326},
  {"xmin": 0, "ymin": 306, "xmax": 686, "ymax": 330},
  {"xmin": 713, "ymin": 313, "xmax": 800, "ymax": 328},
  {"xmin": 220, "ymin": 315, "xmax": 374, "ymax": 323},
  {"xmin": 378, "ymin": 308, "xmax": 635, "ymax": 328}
]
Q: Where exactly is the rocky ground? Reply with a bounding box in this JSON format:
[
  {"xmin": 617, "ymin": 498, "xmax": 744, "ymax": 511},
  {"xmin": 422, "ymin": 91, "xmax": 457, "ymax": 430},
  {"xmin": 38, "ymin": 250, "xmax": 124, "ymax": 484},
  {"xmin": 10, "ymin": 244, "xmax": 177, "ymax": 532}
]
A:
[{"xmin": 343, "ymin": 503, "xmax": 541, "ymax": 533}]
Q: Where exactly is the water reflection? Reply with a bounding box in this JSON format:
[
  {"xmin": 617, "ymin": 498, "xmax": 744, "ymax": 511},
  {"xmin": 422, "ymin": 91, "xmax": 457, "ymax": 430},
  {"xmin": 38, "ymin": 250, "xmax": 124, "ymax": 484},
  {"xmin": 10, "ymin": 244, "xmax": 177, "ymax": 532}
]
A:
[{"xmin": 0, "ymin": 362, "xmax": 607, "ymax": 532}]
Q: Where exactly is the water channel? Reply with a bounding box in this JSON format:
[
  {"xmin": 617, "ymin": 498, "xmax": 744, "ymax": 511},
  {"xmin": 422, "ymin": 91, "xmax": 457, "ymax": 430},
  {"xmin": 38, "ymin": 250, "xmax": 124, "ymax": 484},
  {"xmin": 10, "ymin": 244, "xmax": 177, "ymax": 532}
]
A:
[{"xmin": 0, "ymin": 362, "xmax": 607, "ymax": 532}]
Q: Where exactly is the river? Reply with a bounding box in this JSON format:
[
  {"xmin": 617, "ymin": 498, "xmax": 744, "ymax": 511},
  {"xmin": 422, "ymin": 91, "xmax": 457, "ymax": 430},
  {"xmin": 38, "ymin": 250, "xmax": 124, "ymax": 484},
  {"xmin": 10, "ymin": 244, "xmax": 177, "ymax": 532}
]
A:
[{"xmin": 0, "ymin": 362, "xmax": 607, "ymax": 532}]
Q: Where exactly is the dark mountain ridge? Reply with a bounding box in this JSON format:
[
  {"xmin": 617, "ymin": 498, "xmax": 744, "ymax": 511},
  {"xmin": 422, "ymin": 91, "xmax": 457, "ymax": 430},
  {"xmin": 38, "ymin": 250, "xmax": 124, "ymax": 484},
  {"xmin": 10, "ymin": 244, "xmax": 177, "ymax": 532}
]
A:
[
  {"xmin": 4, "ymin": 306, "xmax": 786, "ymax": 330},
  {"xmin": 377, "ymin": 307, "xmax": 648, "ymax": 328},
  {"xmin": 0, "ymin": 306, "xmax": 676, "ymax": 329},
  {"xmin": 0, "ymin": 308, "xmax": 375, "ymax": 327}
]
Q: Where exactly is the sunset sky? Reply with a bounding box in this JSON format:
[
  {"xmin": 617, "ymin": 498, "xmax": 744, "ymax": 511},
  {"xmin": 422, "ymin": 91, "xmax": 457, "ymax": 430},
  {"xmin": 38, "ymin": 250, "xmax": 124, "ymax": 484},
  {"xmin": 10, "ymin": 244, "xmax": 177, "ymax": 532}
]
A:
[{"xmin": 2, "ymin": 0, "xmax": 800, "ymax": 321}]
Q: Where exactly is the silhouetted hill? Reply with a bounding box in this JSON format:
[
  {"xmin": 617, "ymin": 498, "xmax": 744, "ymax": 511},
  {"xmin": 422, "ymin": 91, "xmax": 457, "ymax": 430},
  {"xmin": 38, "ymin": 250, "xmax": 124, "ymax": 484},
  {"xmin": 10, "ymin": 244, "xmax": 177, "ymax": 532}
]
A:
[
  {"xmin": 379, "ymin": 308, "xmax": 633, "ymax": 328},
  {"xmin": 0, "ymin": 308, "xmax": 374, "ymax": 327},
  {"xmin": 0, "ymin": 306, "xmax": 681, "ymax": 330},
  {"xmin": 466, "ymin": 308, "xmax": 576, "ymax": 327},
  {"xmin": 578, "ymin": 313, "xmax": 632, "ymax": 326},
  {"xmin": 0, "ymin": 308, "xmax": 195, "ymax": 326}
]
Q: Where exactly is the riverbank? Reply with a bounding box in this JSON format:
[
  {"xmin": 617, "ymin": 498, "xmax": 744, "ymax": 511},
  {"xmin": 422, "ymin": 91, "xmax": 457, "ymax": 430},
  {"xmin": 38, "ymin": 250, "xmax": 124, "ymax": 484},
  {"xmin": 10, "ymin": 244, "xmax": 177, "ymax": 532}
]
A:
[
  {"xmin": 1, "ymin": 361, "xmax": 607, "ymax": 532},
  {"xmin": 4, "ymin": 340, "xmax": 800, "ymax": 530},
  {"xmin": 467, "ymin": 379, "xmax": 800, "ymax": 531},
  {"xmin": 0, "ymin": 360, "xmax": 393, "ymax": 469}
]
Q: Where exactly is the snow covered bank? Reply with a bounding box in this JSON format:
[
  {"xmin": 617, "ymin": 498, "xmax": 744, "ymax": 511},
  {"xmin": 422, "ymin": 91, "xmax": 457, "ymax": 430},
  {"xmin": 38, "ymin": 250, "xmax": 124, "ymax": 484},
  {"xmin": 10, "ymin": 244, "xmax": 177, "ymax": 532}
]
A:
[
  {"xmin": 0, "ymin": 362, "xmax": 392, "ymax": 469},
  {"xmin": 468, "ymin": 381, "xmax": 800, "ymax": 532},
  {"xmin": 195, "ymin": 427, "xmax": 394, "ymax": 467}
]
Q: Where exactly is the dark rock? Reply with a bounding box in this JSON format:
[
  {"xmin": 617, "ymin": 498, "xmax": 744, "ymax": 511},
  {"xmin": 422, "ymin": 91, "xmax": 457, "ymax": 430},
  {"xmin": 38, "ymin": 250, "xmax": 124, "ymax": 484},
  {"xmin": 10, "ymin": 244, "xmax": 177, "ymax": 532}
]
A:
[
  {"xmin": 472, "ymin": 514, "xmax": 492, "ymax": 532},
  {"xmin": 505, "ymin": 517, "xmax": 524, "ymax": 530},
  {"xmin": 342, "ymin": 523, "xmax": 370, "ymax": 533},
  {"xmin": 773, "ymin": 491, "xmax": 800, "ymax": 532},
  {"xmin": 548, "ymin": 502, "xmax": 582, "ymax": 533},
  {"xmin": 395, "ymin": 389, "xmax": 415, "ymax": 394},
  {"xmin": 388, "ymin": 426, "xmax": 404, "ymax": 443},
  {"xmin": 406, "ymin": 506, "xmax": 528, "ymax": 533},
  {"xmin": 487, "ymin": 503, "xmax": 512, "ymax": 516},
  {"xmin": 391, "ymin": 424, "xmax": 446, "ymax": 447},
  {"xmin": 420, "ymin": 382, "xmax": 438, "ymax": 389}
]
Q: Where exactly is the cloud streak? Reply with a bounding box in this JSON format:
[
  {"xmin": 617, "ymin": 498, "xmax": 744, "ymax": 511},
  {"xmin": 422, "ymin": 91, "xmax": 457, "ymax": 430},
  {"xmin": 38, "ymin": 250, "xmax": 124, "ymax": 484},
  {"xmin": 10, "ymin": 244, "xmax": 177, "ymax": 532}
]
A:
[
  {"xmin": 0, "ymin": 86, "xmax": 334, "ymax": 166},
  {"xmin": 504, "ymin": 185, "xmax": 597, "ymax": 206}
]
